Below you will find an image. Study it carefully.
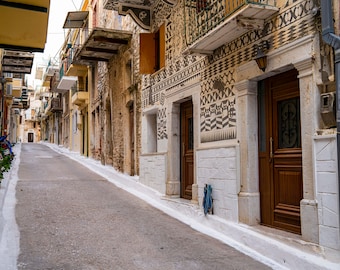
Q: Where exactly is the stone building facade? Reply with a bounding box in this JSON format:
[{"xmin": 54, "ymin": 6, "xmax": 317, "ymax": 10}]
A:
[
  {"xmin": 137, "ymin": 0, "xmax": 339, "ymax": 252},
  {"xmin": 89, "ymin": 2, "xmax": 143, "ymax": 176},
  {"xmin": 40, "ymin": 0, "xmax": 339, "ymax": 256}
]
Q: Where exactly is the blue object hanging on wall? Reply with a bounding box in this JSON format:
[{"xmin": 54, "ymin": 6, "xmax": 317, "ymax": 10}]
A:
[{"xmin": 203, "ymin": 184, "xmax": 213, "ymax": 215}]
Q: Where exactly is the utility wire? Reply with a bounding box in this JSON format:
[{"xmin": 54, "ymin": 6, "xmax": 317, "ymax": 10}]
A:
[{"xmin": 71, "ymin": 0, "xmax": 78, "ymax": 9}]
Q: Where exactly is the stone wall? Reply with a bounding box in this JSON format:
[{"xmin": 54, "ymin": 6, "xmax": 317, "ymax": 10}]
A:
[{"xmin": 94, "ymin": 9, "xmax": 143, "ymax": 174}]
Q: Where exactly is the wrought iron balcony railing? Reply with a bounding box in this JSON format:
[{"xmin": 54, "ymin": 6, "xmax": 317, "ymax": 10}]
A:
[
  {"xmin": 45, "ymin": 97, "xmax": 63, "ymax": 114},
  {"xmin": 71, "ymin": 85, "xmax": 86, "ymax": 97},
  {"xmin": 63, "ymin": 45, "xmax": 81, "ymax": 73},
  {"xmin": 184, "ymin": 0, "xmax": 277, "ymax": 53}
]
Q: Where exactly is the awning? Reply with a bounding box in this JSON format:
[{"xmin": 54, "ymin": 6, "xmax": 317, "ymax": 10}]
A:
[
  {"xmin": 75, "ymin": 28, "xmax": 132, "ymax": 63},
  {"xmin": 63, "ymin": 11, "xmax": 89, "ymax": 29},
  {"xmin": 1, "ymin": 50, "xmax": 34, "ymax": 74},
  {"xmin": 0, "ymin": 0, "xmax": 50, "ymax": 52}
]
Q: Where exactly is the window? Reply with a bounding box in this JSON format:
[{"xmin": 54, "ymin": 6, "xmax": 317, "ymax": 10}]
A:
[
  {"xmin": 142, "ymin": 106, "xmax": 158, "ymax": 154},
  {"xmin": 145, "ymin": 112, "xmax": 157, "ymax": 153},
  {"xmin": 140, "ymin": 24, "xmax": 165, "ymax": 74}
]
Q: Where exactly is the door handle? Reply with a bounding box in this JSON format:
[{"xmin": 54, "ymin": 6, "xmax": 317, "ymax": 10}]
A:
[{"xmin": 269, "ymin": 137, "xmax": 273, "ymax": 163}]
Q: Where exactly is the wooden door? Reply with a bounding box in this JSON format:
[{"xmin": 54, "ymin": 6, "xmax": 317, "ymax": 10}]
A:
[
  {"xmin": 28, "ymin": 132, "xmax": 34, "ymax": 143},
  {"xmin": 259, "ymin": 69, "xmax": 303, "ymax": 234},
  {"xmin": 181, "ymin": 100, "xmax": 194, "ymax": 200}
]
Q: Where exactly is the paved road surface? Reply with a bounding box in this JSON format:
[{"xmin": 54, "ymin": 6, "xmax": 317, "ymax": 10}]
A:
[{"xmin": 15, "ymin": 143, "xmax": 271, "ymax": 269}]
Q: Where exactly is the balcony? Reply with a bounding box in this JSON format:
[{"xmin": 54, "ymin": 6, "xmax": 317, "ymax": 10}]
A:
[
  {"xmin": 64, "ymin": 46, "xmax": 88, "ymax": 77},
  {"xmin": 21, "ymin": 87, "xmax": 29, "ymax": 101},
  {"xmin": 66, "ymin": 63, "xmax": 88, "ymax": 77},
  {"xmin": 3, "ymin": 72, "xmax": 13, "ymax": 82},
  {"xmin": 12, "ymin": 98, "xmax": 23, "ymax": 109},
  {"xmin": 42, "ymin": 61, "xmax": 59, "ymax": 87},
  {"xmin": 45, "ymin": 97, "xmax": 63, "ymax": 115},
  {"xmin": 62, "ymin": 9, "xmax": 132, "ymax": 64},
  {"xmin": 75, "ymin": 28, "xmax": 132, "ymax": 64},
  {"xmin": 1, "ymin": 50, "xmax": 34, "ymax": 74},
  {"xmin": 184, "ymin": 0, "xmax": 278, "ymax": 54},
  {"xmin": 50, "ymin": 72, "xmax": 65, "ymax": 93},
  {"xmin": 0, "ymin": 1, "xmax": 50, "ymax": 52},
  {"xmin": 12, "ymin": 89, "xmax": 22, "ymax": 98},
  {"xmin": 22, "ymin": 99, "xmax": 30, "ymax": 110},
  {"xmin": 57, "ymin": 74, "xmax": 77, "ymax": 92},
  {"xmin": 71, "ymin": 86, "xmax": 88, "ymax": 106},
  {"xmin": 35, "ymin": 65, "xmax": 45, "ymax": 80}
]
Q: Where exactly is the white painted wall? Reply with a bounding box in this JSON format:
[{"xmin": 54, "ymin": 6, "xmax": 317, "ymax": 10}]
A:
[
  {"xmin": 313, "ymin": 133, "xmax": 339, "ymax": 250},
  {"xmin": 139, "ymin": 153, "xmax": 167, "ymax": 194},
  {"xmin": 196, "ymin": 146, "xmax": 239, "ymax": 221}
]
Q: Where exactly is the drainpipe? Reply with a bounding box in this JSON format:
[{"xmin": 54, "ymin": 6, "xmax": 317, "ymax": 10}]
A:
[{"xmin": 320, "ymin": 0, "xmax": 340, "ymax": 203}]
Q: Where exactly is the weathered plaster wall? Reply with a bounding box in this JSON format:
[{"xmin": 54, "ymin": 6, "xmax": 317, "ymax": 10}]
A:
[{"xmin": 92, "ymin": 7, "xmax": 143, "ymax": 174}]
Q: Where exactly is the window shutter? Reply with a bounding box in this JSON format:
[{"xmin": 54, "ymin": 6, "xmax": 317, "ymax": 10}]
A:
[
  {"xmin": 140, "ymin": 33, "xmax": 156, "ymax": 74},
  {"xmin": 159, "ymin": 24, "xmax": 165, "ymax": 70}
]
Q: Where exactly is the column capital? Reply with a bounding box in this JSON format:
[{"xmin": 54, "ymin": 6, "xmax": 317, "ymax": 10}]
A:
[
  {"xmin": 234, "ymin": 80, "xmax": 257, "ymax": 97},
  {"xmin": 293, "ymin": 58, "xmax": 313, "ymax": 78}
]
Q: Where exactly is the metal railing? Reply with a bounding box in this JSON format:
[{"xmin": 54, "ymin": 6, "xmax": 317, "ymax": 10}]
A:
[
  {"xmin": 185, "ymin": 0, "xmax": 274, "ymax": 46},
  {"xmin": 45, "ymin": 97, "xmax": 62, "ymax": 113},
  {"xmin": 71, "ymin": 85, "xmax": 86, "ymax": 97},
  {"xmin": 60, "ymin": 43, "xmax": 82, "ymax": 79}
]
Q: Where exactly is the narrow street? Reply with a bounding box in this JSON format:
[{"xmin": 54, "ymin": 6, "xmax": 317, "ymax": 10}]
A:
[{"xmin": 7, "ymin": 143, "xmax": 271, "ymax": 270}]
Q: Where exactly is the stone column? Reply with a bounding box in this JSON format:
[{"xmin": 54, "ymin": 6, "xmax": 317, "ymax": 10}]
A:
[
  {"xmin": 235, "ymin": 80, "xmax": 260, "ymax": 225},
  {"xmin": 294, "ymin": 58, "xmax": 319, "ymax": 244},
  {"xmin": 166, "ymin": 102, "xmax": 180, "ymax": 197},
  {"xmin": 191, "ymin": 92, "xmax": 200, "ymax": 204}
]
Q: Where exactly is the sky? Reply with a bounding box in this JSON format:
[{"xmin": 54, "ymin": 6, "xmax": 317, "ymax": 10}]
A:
[{"xmin": 27, "ymin": 0, "xmax": 83, "ymax": 85}]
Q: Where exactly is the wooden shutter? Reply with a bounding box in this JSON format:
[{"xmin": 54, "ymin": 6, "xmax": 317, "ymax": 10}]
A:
[
  {"xmin": 159, "ymin": 24, "xmax": 165, "ymax": 70},
  {"xmin": 140, "ymin": 33, "xmax": 156, "ymax": 74}
]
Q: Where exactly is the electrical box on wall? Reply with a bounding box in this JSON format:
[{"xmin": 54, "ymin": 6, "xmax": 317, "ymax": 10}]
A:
[{"xmin": 320, "ymin": 92, "xmax": 336, "ymax": 128}]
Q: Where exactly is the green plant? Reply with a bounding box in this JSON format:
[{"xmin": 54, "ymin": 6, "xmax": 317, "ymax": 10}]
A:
[{"xmin": 0, "ymin": 149, "xmax": 12, "ymax": 180}]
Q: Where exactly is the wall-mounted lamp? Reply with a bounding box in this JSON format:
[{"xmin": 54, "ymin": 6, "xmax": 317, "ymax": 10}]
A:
[
  {"xmin": 254, "ymin": 41, "xmax": 270, "ymax": 72},
  {"xmin": 255, "ymin": 48, "xmax": 267, "ymax": 71}
]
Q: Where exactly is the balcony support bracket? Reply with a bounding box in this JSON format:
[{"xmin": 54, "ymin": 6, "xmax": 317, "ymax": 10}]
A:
[{"xmin": 118, "ymin": 3, "xmax": 150, "ymax": 30}]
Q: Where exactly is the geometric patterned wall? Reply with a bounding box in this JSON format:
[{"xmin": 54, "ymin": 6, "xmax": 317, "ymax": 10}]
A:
[
  {"xmin": 198, "ymin": 0, "xmax": 317, "ymax": 142},
  {"xmin": 200, "ymin": 70, "xmax": 236, "ymax": 142},
  {"xmin": 157, "ymin": 108, "xmax": 167, "ymax": 140},
  {"xmin": 142, "ymin": 0, "xmax": 317, "ymax": 142}
]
